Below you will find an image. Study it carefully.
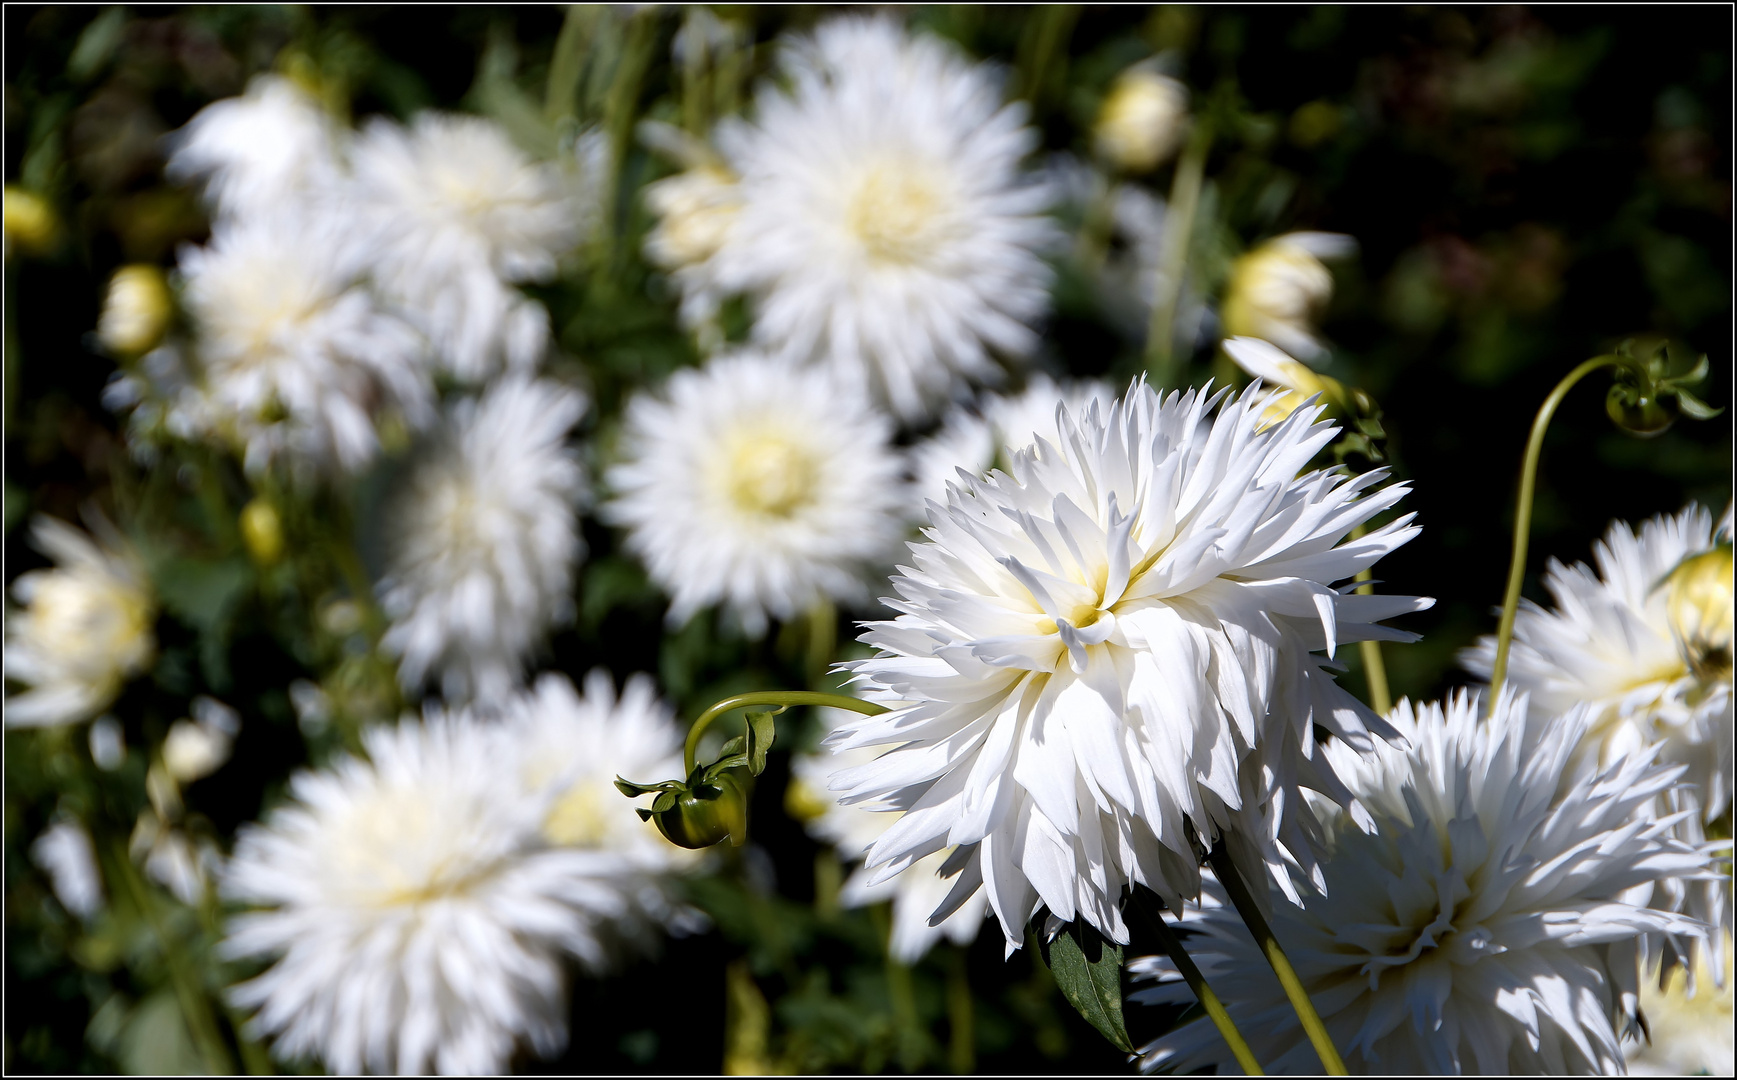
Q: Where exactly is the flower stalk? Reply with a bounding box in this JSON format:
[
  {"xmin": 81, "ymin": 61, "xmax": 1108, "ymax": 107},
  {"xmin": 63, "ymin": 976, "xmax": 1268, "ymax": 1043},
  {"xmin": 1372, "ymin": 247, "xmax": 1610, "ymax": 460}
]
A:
[
  {"xmin": 1126, "ymin": 890, "xmax": 1264, "ymax": 1075},
  {"xmin": 682, "ymin": 690, "xmax": 888, "ymax": 777},
  {"xmin": 1146, "ymin": 115, "xmax": 1213, "ymax": 386}
]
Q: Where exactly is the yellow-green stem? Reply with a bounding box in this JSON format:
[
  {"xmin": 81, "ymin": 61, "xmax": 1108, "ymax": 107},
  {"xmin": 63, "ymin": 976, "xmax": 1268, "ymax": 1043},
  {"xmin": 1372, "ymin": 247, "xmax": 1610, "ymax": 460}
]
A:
[
  {"xmin": 1127, "ymin": 891, "xmax": 1264, "ymax": 1076},
  {"xmin": 1348, "ymin": 523, "xmax": 1392, "ymax": 715},
  {"xmin": 543, "ymin": 5, "xmax": 590, "ymax": 121},
  {"xmin": 684, "ymin": 692, "xmax": 889, "ymax": 776},
  {"xmin": 1014, "ymin": 5, "xmax": 1079, "ymax": 108},
  {"xmin": 597, "ymin": 9, "xmax": 659, "ymax": 269},
  {"xmin": 1207, "ymin": 846, "xmax": 1345, "ymax": 1075},
  {"xmin": 1147, "ymin": 119, "xmax": 1213, "ymax": 386},
  {"xmin": 946, "ymin": 945, "xmax": 976, "ymax": 1075}
]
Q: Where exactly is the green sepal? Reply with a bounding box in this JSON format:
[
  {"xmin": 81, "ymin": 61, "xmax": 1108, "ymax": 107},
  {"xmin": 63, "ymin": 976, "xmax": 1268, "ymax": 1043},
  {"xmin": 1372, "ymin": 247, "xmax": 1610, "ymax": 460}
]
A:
[
  {"xmin": 745, "ymin": 710, "xmax": 778, "ymax": 776},
  {"xmin": 651, "ymin": 789, "xmax": 681, "ymax": 813},
  {"xmin": 635, "ymin": 808, "xmax": 655, "ymax": 822},
  {"xmin": 716, "ymin": 735, "xmax": 747, "ymax": 760},
  {"xmin": 1674, "ymin": 387, "xmax": 1722, "ymax": 420},
  {"xmin": 701, "ymin": 754, "xmax": 750, "ymax": 784},
  {"xmin": 615, "ymin": 776, "xmax": 683, "ymax": 798},
  {"xmin": 1038, "ymin": 919, "xmax": 1135, "ymax": 1054}
]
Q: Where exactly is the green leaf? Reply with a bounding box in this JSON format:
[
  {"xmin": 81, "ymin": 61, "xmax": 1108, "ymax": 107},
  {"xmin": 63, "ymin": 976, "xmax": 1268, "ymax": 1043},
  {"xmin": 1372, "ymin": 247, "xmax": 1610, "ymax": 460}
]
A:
[
  {"xmin": 1674, "ymin": 388, "xmax": 1722, "ymax": 420},
  {"xmin": 635, "ymin": 808, "xmax": 655, "ymax": 822},
  {"xmin": 651, "ymin": 789, "xmax": 679, "ymax": 813},
  {"xmin": 701, "ymin": 754, "xmax": 749, "ymax": 784},
  {"xmin": 717, "ymin": 735, "xmax": 747, "ymax": 759},
  {"xmin": 614, "ymin": 777, "xmax": 681, "ymax": 798},
  {"xmin": 745, "ymin": 710, "xmax": 777, "ymax": 776},
  {"xmin": 1039, "ymin": 919, "xmax": 1134, "ymax": 1054}
]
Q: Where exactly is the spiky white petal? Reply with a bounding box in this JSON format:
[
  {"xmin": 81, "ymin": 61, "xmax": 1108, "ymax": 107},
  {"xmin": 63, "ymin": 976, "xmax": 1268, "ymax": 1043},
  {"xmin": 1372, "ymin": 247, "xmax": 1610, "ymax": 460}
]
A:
[
  {"xmin": 830, "ymin": 380, "xmax": 1430, "ymax": 953},
  {"xmin": 379, "ymin": 376, "xmax": 587, "ymax": 703},
  {"xmin": 603, "ymin": 350, "xmax": 905, "ymax": 638},
  {"xmin": 166, "ymin": 75, "xmax": 344, "ymax": 222},
  {"xmin": 1131, "ymin": 689, "xmax": 1714, "ymax": 1076}
]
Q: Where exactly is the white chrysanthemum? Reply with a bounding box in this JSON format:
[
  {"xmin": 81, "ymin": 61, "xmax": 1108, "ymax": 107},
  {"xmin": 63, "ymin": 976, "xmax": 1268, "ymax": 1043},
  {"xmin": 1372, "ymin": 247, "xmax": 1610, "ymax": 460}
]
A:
[
  {"xmin": 5, "ymin": 516, "xmax": 154, "ymax": 728},
  {"xmin": 791, "ymin": 708, "xmax": 989, "ymax": 963},
  {"xmin": 1462, "ymin": 504, "xmax": 1733, "ymax": 975},
  {"xmin": 177, "ymin": 215, "xmax": 432, "ymax": 477},
  {"xmin": 907, "ymin": 374, "xmax": 1116, "ymax": 516},
  {"xmin": 698, "ymin": 16, "xmax": 1058, "ymax": 421},
  {"xmin": 642, "ymin": 162, "xmax": 743, "ymax": 338},
  {"xmin": 603, "ymin": 350, "xmax": 905, "ymax": 637},
  {"xmin": 499, "ymin": 670, "xmax": 704, "ymax": 969},
  {"xmin": 379, "ymin": 376, "xmax": 587, "ymax": 703},
  {"xmin": 165, "ymin": 75, "xmax": 344, "ymax": 222},
  {"xmin": 32, "ymin": 820, "xmax": 104, "ymax": 920},
  {"xmin": 1625, "ymin": 930, "xmax": 1735, "ymax": 1076},
  {"xmin": 829, "ymin": 381, "xmax": 1430, "ymax": 952},
  {"xmin": 1222, "ymin": 232, "xmax": 1355, "ymax": 362},
  {"xmin": 347, "ymin": 113, "xmax": 582, "ymax": 382},
  {"xmin": 1131, "ymin": 689, "xmax": 1713, "ymax": 1076},
  {"xmin": 222, "ymin": 714, "xmax": 607, "ymax": 1075}
]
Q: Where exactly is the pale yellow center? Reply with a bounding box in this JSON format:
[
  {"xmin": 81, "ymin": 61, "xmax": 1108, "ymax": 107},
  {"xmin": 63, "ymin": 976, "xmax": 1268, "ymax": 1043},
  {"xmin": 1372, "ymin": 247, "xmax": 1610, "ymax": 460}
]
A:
[
  {"xmin": 543, "ymin": 782, "xmax": 616, "ymax": 848},
  {"xmin": 30, "ymin": 573, "xmax": 153, "ymax": 681},
  {"xmin": 725, "ymin": 433, "xmax": 818, "ymax": 519},
  {"xmin": 1667, "ymin": 546, "xmax": 1734, "ymax": 682},
  {"xmin": 845, "ymin": 163, "xmax": 946, "ymax": 266}
]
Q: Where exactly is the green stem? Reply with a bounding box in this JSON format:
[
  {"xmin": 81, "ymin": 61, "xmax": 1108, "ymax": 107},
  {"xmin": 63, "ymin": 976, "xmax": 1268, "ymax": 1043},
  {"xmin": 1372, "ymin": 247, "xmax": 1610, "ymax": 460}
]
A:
[
  {"xmin": 1207, "ymin": 846, "xmax": 1345, "ymax": 1075},
  {"xmin": 1146, "ymin": 118, "xmax": 1213, "ymax": 387},
  {"xmin": 806, "ymin": 599, "xmax": 836, "ymax": 688},
  {"xmin": 1488, "ymin": 355, "xmax": 1631, "ymax": 716},
  {"xmin": 1014, "ymin": 5, "xmax": 1079, "ymax": 108},
  {"xmin": 1126, "ymin": 891, "xmax": 1264, "ymax": 1076},
  {"xmin": 1348, "ymin": 523, "xmax": 1391, "ymax": 716},
  {"xmin": 683, "ymin": 691, "xmax": 888, "ymax": 776},
  {"xmin": 543, "ymin": 4, "xmax": 591, "ymax": 122},
  {"xmin": 946, "ymin": 945, "xmax": 976, "ymax": 1075},
  {"xmin": 596, "ymin": 8, "xmax": 658, "ymax": 271}
]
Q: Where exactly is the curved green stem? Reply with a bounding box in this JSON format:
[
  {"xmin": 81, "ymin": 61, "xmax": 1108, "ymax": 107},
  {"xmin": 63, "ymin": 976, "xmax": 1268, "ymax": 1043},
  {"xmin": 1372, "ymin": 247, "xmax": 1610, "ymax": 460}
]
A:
[
  {"xmin": 683, "ymin": 691, "xmax": 889, "ymax": 776},
  {"xmin": 1488, "ymin": 355, "xmax": 1635, "ymax": 716},
  {"xmin": 1127, "ymin": 892, "xmax": 1264, "ymax": 1075},
  {"xmin": 1207, "ymin": 846, "xmax": 1345, "ymax": 1075}
]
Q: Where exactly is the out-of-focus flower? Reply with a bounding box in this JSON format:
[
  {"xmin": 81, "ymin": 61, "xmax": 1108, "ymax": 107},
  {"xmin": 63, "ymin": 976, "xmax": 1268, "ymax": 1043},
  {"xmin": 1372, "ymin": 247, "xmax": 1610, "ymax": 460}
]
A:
[
  {"xmin": 700, "ymin": 16, "xmax": 1058, "ymax": 422},
  {"xmin": 162, "ymin": 696, "xmax": 241, "ymax": 784},
  {"xmin": 1221, "ymin": 232, "xmax": 1355, "ymax": 361},
  {"xmin": 129, "ymin": 811, "xmax": 216, "ymax": 907},
  {"xmin": 379, "ymin": 376, "xmax": 587, "ymax": 703},
  {"xmin": 89, "ymin": 715, "xmax": 126, "ymax": 770},
  {"xmin": 165, "ymin": 75, "xmax": 345, "ymax": 222},
  {"xmin": 1094, "ymin": 67, "xmax": 1188, "ymax": 173},
  {"xmin": 347, "ymin": 113, "xmax": 581, "ymax": 382},
  {"xmin": 792, "ymin": 708, "xmax": 987, "ymax": 963},
  {"xmin": 4, "ymin": 516, "xmax": 155, "ymax": 728},
  {"xmin": 222, "ymin": 715, "xmax": 596, "ymax": 1074},
  {"xmin": 1625, "ymin": 931, "xmax": 1735, "ymax": 1076},
  {"xmin": 178, "ymin": 216, "xmax": 433, "ymax": 477},
  {"xmin": 829, "ymin": 381, "xmax": 1429, "ymax": 952},
  {"xmin": 642, "ymin": 163, "xmax": 743, "ymax": 336},
  {"xmin": 3, "ymin": 185, "xmax": 59, "ymax": 256},
  {"xmin": 604, "ymin": 350, "xmax": 904, "ymax": 638},
  {"xmin": 1223, "ymin": 336, "xmax": 1348, "ymax": 428},
  {"xmin": 500, "ymin": 670, "xmax": 705, "ymax": 970},
  {"xmin": 97, "ymin": 264, "xmax": 173, "ymax": 357},
  {"xmin": 1462, "ymin": 504, "xmax": 1733, "ymax": 976},
  {"xmin": 32, "ymin": 820, "xmax": 104, "ymax": 920},
  {"xmin": 239, "ymin": 497, "xmax": 285, "ymax": 566},
  {"xmin": 906, "ymin": 374, "xmax": 1115, "ymax": 514},
  {"xmin": 1131, "ymin": 690, "xmax": 1712, "ymax": 1075}
]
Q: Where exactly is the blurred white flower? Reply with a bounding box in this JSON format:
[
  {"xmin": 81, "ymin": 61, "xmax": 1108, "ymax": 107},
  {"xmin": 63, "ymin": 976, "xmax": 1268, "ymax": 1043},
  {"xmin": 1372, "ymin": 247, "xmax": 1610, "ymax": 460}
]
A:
[
  {"xmin": 829, "ymin": 381, "xmax": 1429, "ymax": 952},
  {"xmin": 222, "ymin": 714, "xmax": 599, "ymax": 1074},
  {"xmin": 704, "ymin": 16, "xmax": 1058, "ymax": 422},
  {"xmin": 129, "ymin": 811, "xmax": 216, "ymax": 907},
  {"xmin": 89, "ymin": 715, "xmax": 126, "ymax": 770},
  {"xmin": 165, "ymin": 75, "xmax": 345, "ymax": 222},
  {"xmin": 178, "ymin": 215, "xmax": 433, "ymax": 477},
  {"xmin": 379, "ymin": 375, "xmax": 587, "ymax": 704},
  {"xmin": 642, "ymin": 163, "xmax": 742, "ymax": 337},
  {"xmin": 32, "ymin": 820, "xmax": 104, "ymax": 920},
  {"xmin": 792, "ymin": 708, "xmax": 988, "ymax": 963},
  {"xmin": 1462, "ymin": 504, "xmax": 1733, "ymax": 977},
  {"xmin": 907, "ymin": 374, "xmax": 1116, "ymax": 516},
  {"xmin": 1625, "ymin": 931, "xmax": 1735, "ymax": 1076},
  {"xmin": 604, "ymin": 350, "xmax": 905, "ymax": 638},
  {"xmin": 97, "ymin": 264, "xmax": 173, "ymax": 357},
  {"xmin": 1132, "ymin": 690, "xmax": 1713, "ymax": 1076},
  {"xmin": 162, "ymin": 696, "xmax": 241, "ymax": 784},
  {"xmin": 4, "ymin": 516, "xmax": 155, "ymax": 728},
  {"xmin": 347, "ymin": 113, "xmax": 581, "ymax": 382},
  {"xmin": 1221, "ymin": 232, "xmax": 1355, "ymax": 361},
  {"xmin": 1094, "ymin": 66, "xmax": 1188, "ymax": 173}
]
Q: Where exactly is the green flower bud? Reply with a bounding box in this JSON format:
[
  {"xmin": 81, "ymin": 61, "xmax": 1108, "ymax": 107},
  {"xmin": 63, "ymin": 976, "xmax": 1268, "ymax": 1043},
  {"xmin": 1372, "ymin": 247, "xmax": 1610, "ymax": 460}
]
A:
[
  {"xmin": 1605, "ymin": 383, "xmax": 1674, "ymax": 437},
  {"xmin": 653, "ymin": 775, "xmax": 747, "ymax": 849}
]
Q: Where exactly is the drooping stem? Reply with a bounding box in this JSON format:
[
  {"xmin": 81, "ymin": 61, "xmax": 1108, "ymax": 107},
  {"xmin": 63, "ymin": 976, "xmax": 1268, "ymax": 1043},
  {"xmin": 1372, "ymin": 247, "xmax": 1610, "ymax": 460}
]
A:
[
  {"xmin": 1146, "ymin": 117, "xmax": 1214, "ymax": 387},
  {"xmin": 1348, "ymin": 523, "xmax": 1392, "ymax": 716},
  {"xmin": 1487, "ymin": 355, "xmax": 1629, "ymax": 715},
  {"xmin": 1126, "ymin": 891, "xmax": 1264, "ymax": 1076},
  {"xmin": 1207, "ymin": 846, "xmax": 1346, "ymax": 1075},
  {"xmin": 683, "ymin": 691, "xmax": 889, "ymax": 776}
]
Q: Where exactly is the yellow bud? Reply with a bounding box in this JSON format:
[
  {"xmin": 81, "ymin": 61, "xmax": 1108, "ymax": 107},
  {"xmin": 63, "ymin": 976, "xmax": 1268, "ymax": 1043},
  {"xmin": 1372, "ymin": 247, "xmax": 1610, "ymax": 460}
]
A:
[
  {"xmin": 1222, "ymin": 233, "xmax": 1354, "ymax": 360},
  {"xmin": 4, "ymin": 186, "xmax": 59, "ymax": 255},
  {"xmin": 1666, "ymin": 544, "xmax": 1733, "ymax": 682},
  {"xmin": 239, "ymin": 498, "xmax": 285, "ymax": 566},
  {"xmin": 98, "ymin": 265, "xmax": 173, "ymax": 357},
  {"xmin": 1094, "ymin": 69, "xmax": 1189, "ymax": 173}
]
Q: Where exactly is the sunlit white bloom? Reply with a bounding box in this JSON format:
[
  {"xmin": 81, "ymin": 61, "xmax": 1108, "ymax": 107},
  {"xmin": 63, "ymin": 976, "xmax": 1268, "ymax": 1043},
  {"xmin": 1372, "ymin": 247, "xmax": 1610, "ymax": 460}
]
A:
[
  {"xmin": 348, "ymin": 113, "xmax": 582, "ymax": 382},
  {"xmin": 162, "ymin": 696, "xmax": 241, "ymax": 784},
  {"xmin": 1625, "ymin": 931, "xmax": 1735, "ymax": 1076},
  {"xmin": 499, "ymin": 670, "xmax": 704, "ymax": 970},
  {"xmin": 704, "ymin": 16, "xmax": 1058, "ymax": 421},
  {"xmin": 166, "ymin": 75, "xmax": 344, "ymax": 222},
  {"xmin": 907, "ymin": 374, "xmax": 1116, "ymax": 515},
  {"xmin": 379, "ymin": 376, "xmax": 587, "ymax": 703},
  {"xmin": 32, "ymin": 820, "xmax": 104, "ymax": 920},
  {"xmin": 1221, "ymin": 232, "xmax": 1355, "ymax": 361},
  {"xmin": 1132, "ymin": 690, "xmax": 1713, "ymax": 1075},
  {"xmin": 791, "ymin": 708, "xmax": 988, "ymax": 962},
  {"xmin": 604, "ymin": 350, "xmax": 904, "ymax": 637},
  {"xmin": 1094, "ymin": 66, "xmax": 1189, "ymax": 173},
  {"xmin": 178, "ymin": 216, "xmax": 432, "ymax": 477},
  {"xmin": 5, "ymin": 516, "xmax": 155, "ymax": 728},
  {"xmin": 97, "ymin": 264, "xmax": 172, "ymax": 357},
  {"xmin": 829, "ymin": 380, "xmax": 1430, "ymax": 952},
  {"xmin": 1462, "ymin": 504, "xmax": 1733, "ymax": 977},
  {"xmin": 1225, "ymin": 337, "xmax": 1357, "ymax": 429},
  {"xmin": 222, "ymin": 715, "xmax": 606, "ymax": 1075}
]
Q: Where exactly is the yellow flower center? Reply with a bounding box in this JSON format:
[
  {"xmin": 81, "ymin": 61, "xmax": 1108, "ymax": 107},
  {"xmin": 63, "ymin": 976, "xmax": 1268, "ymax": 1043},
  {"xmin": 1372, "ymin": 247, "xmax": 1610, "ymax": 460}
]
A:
[
  {"xmin": 725, "ymin": 433, "xmax": 818, "ymax": 519},
  {"xmin": 845, "ymin": 163, "xmax": 947, "ymax": 266},
  {"xmin": 543, "ymin": 781, "xmax": 616, "ymax": 848},
  {"xmin": 1666, "ymin": 545, "xmax": 1734, "ymax": 683},
  {"xmin": 30, "ymin": 573, "xmax": 154, "ymax": 681}
]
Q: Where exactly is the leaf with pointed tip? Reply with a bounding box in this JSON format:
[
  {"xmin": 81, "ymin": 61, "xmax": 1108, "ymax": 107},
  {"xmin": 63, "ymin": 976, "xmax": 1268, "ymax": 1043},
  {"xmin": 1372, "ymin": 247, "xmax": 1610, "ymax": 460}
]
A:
[
  {"xmin": 616, "ymin": 777, "xmax": 682, "ymax": 798},
  {"xmin": 716, "ymin": 735, "xmax": 747, "ymax": 760},
  {"xmin": 745, "ymin": 710, "xmax": 777, "ymax": 776},
  {"xmin": 1675, "ymin": 388, "xmax": 1722, "ymax": 420},
  {"xmin": 651, "ymin": 789, "xmax": 680, "ymax": 813},
  {"xmin": 1039, "ymin": 920, "xmax": 1134, "ymax": 1054},
  {"xmin": 702, "ymin": 754, "xmax": 750, "ymax": 784}
]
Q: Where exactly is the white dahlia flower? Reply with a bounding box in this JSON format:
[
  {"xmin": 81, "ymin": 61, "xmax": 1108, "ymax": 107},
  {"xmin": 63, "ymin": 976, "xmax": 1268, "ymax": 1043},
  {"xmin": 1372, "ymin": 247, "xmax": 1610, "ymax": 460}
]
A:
[
  {"xmin": 1462, "ymin": 504, "xmax": 1733, "ymax": 976},
  {"xmin": 165, "ymin": 75, "xmax": 344, "ymax": 222},
  {"xmin": 1221, "ymin": 232, "xmax": 1355, "ymax": 362},
  {"xmin": 5, "ymin": 516, "xmax": 155, "ymax": 728},
  {"xmin": 828, "ymin": 380, "xmax": 1430, "ymax": 952},
  {"xmin": 642, "ymin": 162, "xmax": 742, "ymax": 337},
  {"xmin": 1131, "ymin": 689, "xmax": 1714, "ymax": 1076},
  {"xmin": 791, "ymin": 708, "xmax": 989, "ymax": 963},
  {"xmin": 1625, "ymin": 930, "xmax": 1735, "ymax": 1076},
  {"xmin": 347, "ymin": 113, "xmax": 581, "ymax": 382},
  {"xmin": 379, "ymin": 376, "xmax": 587, "ymax": 703},
  {"xmin": 178, "ymin": 216, "xmax": 433, "ymax": 477},
  {"xmin": 224, "ymin": 713, "xmax": 605, "ymax": 1075},
  {"xmin": 907, "ymin": 374, "xmax": 1117, "ymax": 516},
  {"xmin": 701, "ymin": 16, "xmax": 1058, "ymax": 422},
  {"xmin": 603, "ymin": 350, "xmax": 905, "ymax": 637}
]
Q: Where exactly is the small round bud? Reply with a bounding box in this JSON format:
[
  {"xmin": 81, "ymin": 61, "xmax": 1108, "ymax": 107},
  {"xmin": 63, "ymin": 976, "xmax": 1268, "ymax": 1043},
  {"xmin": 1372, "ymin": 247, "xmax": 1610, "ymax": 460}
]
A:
[
  {"xmin": 97, "ymin": 265, "xmax": 173, "ymax": 357},
  {"xmin": 3, "ymin": 186, "xmax": 59, "ymax": 256},
  {"xmin": 654, "ymin": 775, "xmax": 747, "ymax": 849},
  {"xmin": 1605, "ymin": 384, "xmax": 1674, "ymax": 437},
  {"xmin": 1665, "ymin": 544, "xmax": 1733, "ymax": 682},
  {"xmin": 1094, "ymin": 69, "xmax": 1189, "ymax": 173},
  {"xmin": 239, "ymin": 498, "xmax": 285, "ymax": 566}
]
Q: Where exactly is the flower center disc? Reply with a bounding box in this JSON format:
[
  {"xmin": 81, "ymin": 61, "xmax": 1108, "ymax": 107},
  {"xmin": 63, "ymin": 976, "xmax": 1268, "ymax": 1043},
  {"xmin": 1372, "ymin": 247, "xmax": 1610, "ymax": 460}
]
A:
[
  {"xmin": 845, "ymin": 163, "xmax": 946, "ymax": 266},
  {"xmin": 726, "ymin": 434, "xmax": 817, "ymax": 519}
]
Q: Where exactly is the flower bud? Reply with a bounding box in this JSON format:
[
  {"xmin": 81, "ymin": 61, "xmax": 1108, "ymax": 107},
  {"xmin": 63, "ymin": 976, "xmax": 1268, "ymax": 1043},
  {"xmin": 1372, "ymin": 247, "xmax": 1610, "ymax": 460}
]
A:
[
  {"xmin": 644, "ymin": 165, "xmax": 741, "ymax": 269},
  {"xmin": 97, "ymin": 265, "xmax": 173, "ymax": 357},
  {"xmin": 239, "ymin": 497, "xmax": 285, "ymax": 566},
  {"xmin": 1665, "ymin": 544, "xmax": 1733, "ymax": 682},
  {"xmin": 3, "ymin": 186, "xmax": 59, "ymax": 256},
  {"xmin": 1094, "ymin": 69, "xmax": 1189, "ymax": 173},
  {"xmin": 1222, "ymin": 233, "xmax": 1355, "ymax": 361},
  {"xmin": 1605, "ymin": 383, "xmax": 1674, "ymax": 437},
  {"xmin": 654, "ymin": 775, "xmax": 747, "ymax": 849}
]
